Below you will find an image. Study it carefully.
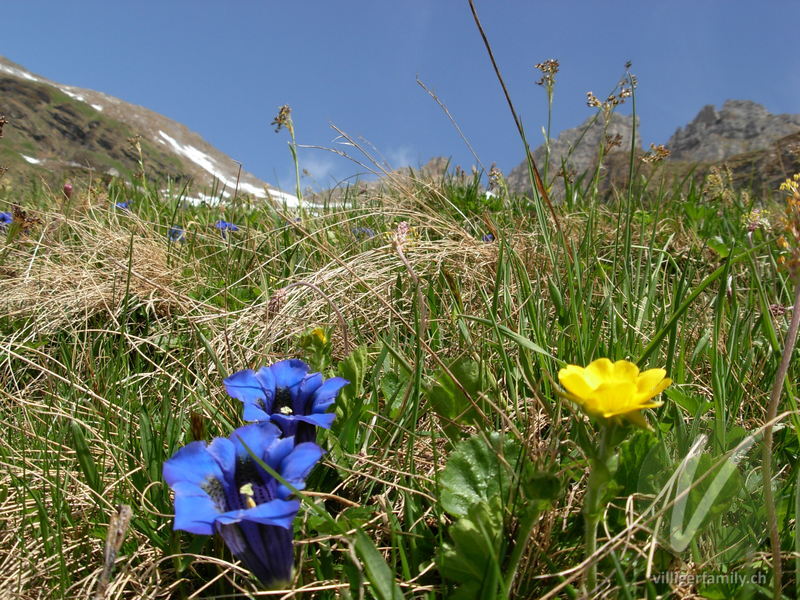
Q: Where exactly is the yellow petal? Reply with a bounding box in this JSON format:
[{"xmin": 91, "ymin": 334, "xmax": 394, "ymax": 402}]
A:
[
  {"xmin": 584, "ymin": 358, "xmax": 615, "ymax": 387},
  {"xmin": 591, "ymin": 381, "xmax": 638, "ymax": 416},
  {"xmin": 611, "ymin": 360, "xmax": 640, "ymax": 382},
  {"xmin": 558, "ymin": 365, "xmax": 596, "ymax": 399},
  {"xmin": 635, "ymin": 377, "xmax": 672, "ymax": 404},
  {"xmin": 636, "ymin": 368, "xmax": 666, "ymax": 394},
  {"xmin": 620, "ymin": 410, "xmax": 650, "ymax": 429}
]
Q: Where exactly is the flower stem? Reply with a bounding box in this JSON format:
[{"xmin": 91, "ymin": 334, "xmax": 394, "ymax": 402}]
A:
[
  {"xmin": 763, "ymin": 279, "xmax": 800, "ymax": 600},
  {"xmin": 582, "ymin": 423, "xmax": 616, "ymax": 595}
]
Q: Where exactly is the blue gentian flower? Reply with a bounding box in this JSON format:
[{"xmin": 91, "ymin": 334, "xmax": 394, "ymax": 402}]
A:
[
  {"xmin": 351, "ymin": 226, "xmax": 377, "ymax": 239},
  {"xmin": 163, "ymin": 422, "xmax": 324, "ymax": 587},
  {"xmin": 115, "ymin": 201, "xmax": 130, "ymax": 210},
  {"xmin": 224, "ymin": 359, "xmax": 348, "ymax": 444},
  {"xmin": 215, "ymin": 220, "xmax": 239, "ymax": 239},
  {"xmin": 482, "ymin": 233, "xmax": 495, "ymax": 242},
  {"xmin": 215, "ymin": 220, "xmax": 239, "ymax": 232},
  {"xmin": 168, "ymin": 226, "xmax": 186, "ymax": 243},
  {"xmin": 0, "ymin": 212, "xmax": 12, "ymax": 229}
]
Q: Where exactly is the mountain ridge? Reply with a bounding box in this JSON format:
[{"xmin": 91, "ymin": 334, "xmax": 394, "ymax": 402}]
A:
[
  {"xmin": 0, "ymin": 55, "xmax": 296, "ymax": 204},
  {"xmin": 504, "ymin": 99, "xmax": 800, "ymax": 198}
]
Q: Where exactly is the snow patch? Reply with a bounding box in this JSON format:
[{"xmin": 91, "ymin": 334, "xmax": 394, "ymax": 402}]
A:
[
  {"xmin": 21, "ymin": 154, "xmax": 41, "ymax": 165},
  {"xmin": 62, "ymin": 89, "xmax": 85, "ymax": 102},
  {"xmin": 157, "ymin": 130, "xmax": 298, "ymax": 206},
  {"xmin": 265, "ymin": 188, "xmax": 301, "ymax": 205},
  {"xmin": 0, "ymin": 63, "xmax": 42, "ymax": 82}
]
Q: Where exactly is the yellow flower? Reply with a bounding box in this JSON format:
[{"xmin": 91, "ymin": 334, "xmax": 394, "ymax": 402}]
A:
[
  {"xmin": 558, "ymin": 358, "xmax": 671, "ymax": 428},
  {"xmin": 311, "ymin": 327, "xmax": 328, "ymax": 344}
]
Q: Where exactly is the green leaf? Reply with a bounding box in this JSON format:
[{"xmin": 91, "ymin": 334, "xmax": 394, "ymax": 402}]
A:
[
  {"xmin": 337, "ymin": 345, "xmax": 369, "ymax": 406},
  {"xmin": 439, "ymin": 432, "xmax": 558, "ymax": 519},
  {"xmin": 665, "ymin": 387, "xmax": 712, "ymax": 417},
  {"xmin": 707, "ymin": 235, "xmax": 731, "ymax": 258},
  {"xmin": 614, "ymin": 429, "xmax": 669, "ymax": 496},
  {"xmin": 352, "ymin": 530, "xmax": 404, "ymax": 600},
  {"xmin": 438, "ymin": 499, "xmax": 504, "ymax": 600},
  {"xmin": 380, "ymin": 370, "xmax": 406, "ymax": 420},
  {"xmin": 425, "ymin": 358, "xmax": 495, "ymax": 434},
  {"xmin": 70, "ymin": 421, "xmax": 101, "ymax": 497}
]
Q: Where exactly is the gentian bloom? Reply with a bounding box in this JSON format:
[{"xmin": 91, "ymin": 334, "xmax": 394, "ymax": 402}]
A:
[
  {"xmin": 168, "ymin": 226, "xmax": 186, "ymax": 243},
  {"xmin": 351, "ymin": 226, "xmax": 377, "ymax": 239},
  {"xmin": 482, "ymin": 233, "xmax": 495, "ymax": 242},
  {"xmin": 163, "ymin": 422, "xmax": 324, "ymax": 587},
  {"xmin": 0, "ymin": 212, "xmax": 12, "ymax": 229},
  {"xmin": 115, "ymin": 201, "xmax": 130, "ymax": 210},
  {"xmin": 224, "ymin": 359, "xmax": 348, "ymax": 444},
  {"xmin": 215, "ymin": 220, "xmax": 239, "ymax": 232}
]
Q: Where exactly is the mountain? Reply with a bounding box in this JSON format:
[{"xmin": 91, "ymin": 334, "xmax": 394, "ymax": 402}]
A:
[
  {"xmin": 506, "ymin": 112, "xmax": 640, "ymax": 198},
  {"xmin": 0, "ymin": 56, "xmax": 296, "ymax": 204},
  {"xmin": 506, "ymin": 100, "xmax": 800, "ymax": 199},
  {"xmin": 667, "ymin": 100, "xmax": 800, "ymax": 162}
]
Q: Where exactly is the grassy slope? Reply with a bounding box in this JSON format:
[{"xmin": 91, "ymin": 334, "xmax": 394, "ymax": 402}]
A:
[{"xmin": 0, "ymin": 148, "xmax": 794, "ymax": 599}]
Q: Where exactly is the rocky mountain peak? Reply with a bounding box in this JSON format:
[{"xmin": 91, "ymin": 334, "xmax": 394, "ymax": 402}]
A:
[
  {"xmin": 506, "ymin": 112, "xmax": 640, "ymax": 196},
  {"xmin": 667, "ymin": 100, "xmax": 800, "ymax": 162}
]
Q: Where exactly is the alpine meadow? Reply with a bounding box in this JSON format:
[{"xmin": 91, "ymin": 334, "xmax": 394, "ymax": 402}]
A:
[{"xmin": 2, "ymin": 3, "xmax": 800, "ymax": 599}]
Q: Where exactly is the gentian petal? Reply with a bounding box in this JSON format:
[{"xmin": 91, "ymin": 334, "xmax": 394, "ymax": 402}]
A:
[
  {"xmin": 216, "ymin": 498, "xmax": 300, "ymax": 529},
  {"xmin": 276, "ymin": 442, "xmax": 324, "ymax": 498},
  {"xmin": 253, "ymin": 366, "xmax": 277, "ymax": 399},
  {"xmin": 297, "ymin": 373, "xmax": 323, "ymax": 412},
  {"xmin": 170, "ymin": 481, "xmax": 220, "ymax": 535},
  {"xmin": 230, "ymin": 422, "xmax": 282, "ymax": 461},
  {"xmin": 272, "ymin": 412, "xmax": 336, "ymax": 431},
  {"xmin": 270, "ymin": 359, "xmax": 310, "ymax": 391},
  {"xmin": 163, "ymin": 441, "xmax": 223, "ymax": 487},
  {"xmin": 206, "ymin": 437, "xmax": 237, "ymax": 484},
  {"xmin": 263, "ymin": 436, "xmax": 296, "ymax": 471},
  {"xmin": 224, "ymin": 369, "xmax": 270, "ymax": 408},
  {"xmin": 311, "ymin": 377, "xmax": 349, "ymax": 412},
  {"xmin": 218, "ymin": 522, "xmax": 293, "ymax": 587}
]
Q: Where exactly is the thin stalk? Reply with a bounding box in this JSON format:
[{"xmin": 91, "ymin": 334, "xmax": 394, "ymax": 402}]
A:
[
  {"xmin": 582, "ymin": 424, "xmax": 615, "ymax": 595},
  {"xmin": 763, "ymin": 279, "xmax": 800, "ymax": 600}
]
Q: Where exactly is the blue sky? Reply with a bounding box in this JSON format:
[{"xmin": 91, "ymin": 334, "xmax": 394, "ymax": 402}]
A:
[{"xmin": 3, "ymin": 1, "xmax": 799, "ymax": 191}]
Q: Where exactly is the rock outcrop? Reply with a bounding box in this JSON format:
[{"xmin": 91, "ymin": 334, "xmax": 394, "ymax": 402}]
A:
[
  {"xmin": 506, "ymin": 112, "xmax": 640, "ymax": 197},
  {"xmin": 667, "ymin": 100, "xmax": 800, "ymax": 162}
]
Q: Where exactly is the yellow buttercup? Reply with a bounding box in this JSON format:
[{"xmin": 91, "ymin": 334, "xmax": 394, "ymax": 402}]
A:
[{"xmin": 558, "ymin": 358, "xmax": 671, "ymax": 428}]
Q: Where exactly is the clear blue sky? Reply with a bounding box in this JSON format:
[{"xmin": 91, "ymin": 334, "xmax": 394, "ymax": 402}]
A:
[{"xmin": 3, "ymin": 1, "xmax": 799, "ymax": 190}]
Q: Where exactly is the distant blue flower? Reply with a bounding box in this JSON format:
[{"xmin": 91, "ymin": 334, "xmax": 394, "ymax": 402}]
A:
[
  {"xmin": 0, "ymin": 212, "xmax": 12, "ymax": 229},
  {"xmin": 168, "ymin": 226, "xmax": 186, "ymax": 243},
  {"xmin": 482, "ymin": 233, "xmax": 495, "ymax": 242},
  {"xmin": 215, "ymin": 220, "xmax": 239, "ymax": 232},
  {"xmin": 115, "ymin": 201, "xmax": 130, "ymax": 210},
  {"xmin": 163, "ymin": 422, "xmax": 324, "ymax": 587},
  {"xmin": 351, "ymin": 226, "xmax": 377, "ymax": 239},
  {"xmin": 224, "ymin": 359, "xmax": 348, "ymax": 444}
]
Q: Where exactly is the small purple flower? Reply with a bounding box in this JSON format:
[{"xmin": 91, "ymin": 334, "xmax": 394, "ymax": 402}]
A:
[
  {"xmin": 224, "ymin": 359, "xmax": 348, "ymax": 444},
  {"xmin": 63, "ymin": 183, "xmax": 73, "ymax": 199},
  {"xmin": 0, "ymin": 212, "xmax": 12, "ymax": 229},
  {"xmin": 163, "ymin": 422, "xmax": 324, "ymax": 587},
  {"xmin": 168, "ymin": 226, "xmax": 186, "ymax": 243},
  {"xmin": 482, "ymin": 233, "xmax": 495, "ymax": 242},
  {"xmin": 115, "ymin": 201, "xmax": 130, "ymax": 210}
]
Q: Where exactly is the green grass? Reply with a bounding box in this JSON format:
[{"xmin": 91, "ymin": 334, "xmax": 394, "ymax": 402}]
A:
[{"xmin": 0, "ymin": 93, "xmax": 797, "ymax": 599}]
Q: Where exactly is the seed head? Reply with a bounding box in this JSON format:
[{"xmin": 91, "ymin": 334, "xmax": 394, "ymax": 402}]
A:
[{"xmin": 271, "ymin": 104, "xmax": 293, "ymax": 134}]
